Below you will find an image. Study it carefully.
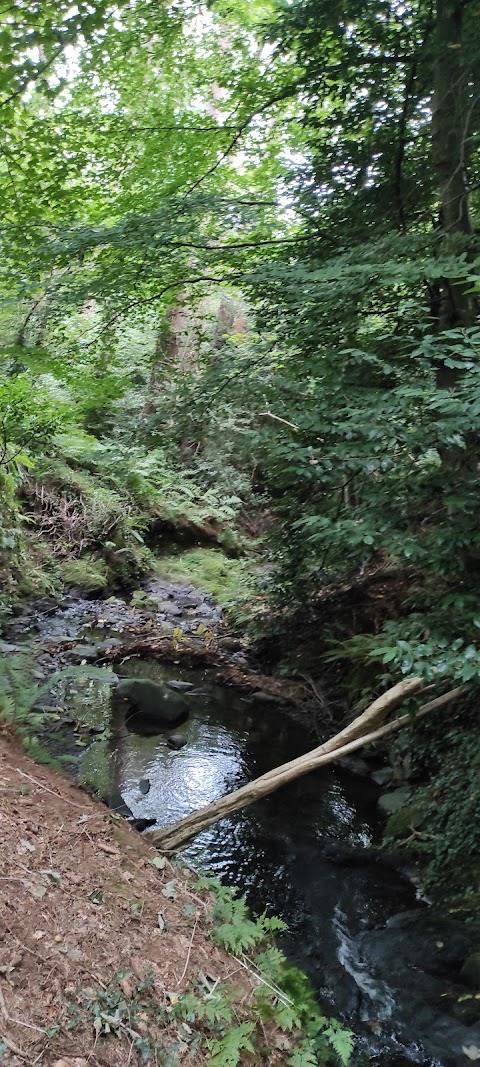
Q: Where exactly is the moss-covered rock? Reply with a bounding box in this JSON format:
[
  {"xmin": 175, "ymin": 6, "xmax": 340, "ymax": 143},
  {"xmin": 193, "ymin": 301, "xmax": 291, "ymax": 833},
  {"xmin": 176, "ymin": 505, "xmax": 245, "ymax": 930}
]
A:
[
  {"xmin": 60, "ymin": 556, "xmax": 108, "ymax": 593},
  {"xmin": 384, "ymin": 801, "xmax": 427, "ymax": 840}
]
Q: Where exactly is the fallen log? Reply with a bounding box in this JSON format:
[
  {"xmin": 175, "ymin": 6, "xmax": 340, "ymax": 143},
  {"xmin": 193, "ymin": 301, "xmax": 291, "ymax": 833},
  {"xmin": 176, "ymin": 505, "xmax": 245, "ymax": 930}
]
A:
[{"xmin": 152, "ymin": 679, "xmax": 465, "ymax": 853}]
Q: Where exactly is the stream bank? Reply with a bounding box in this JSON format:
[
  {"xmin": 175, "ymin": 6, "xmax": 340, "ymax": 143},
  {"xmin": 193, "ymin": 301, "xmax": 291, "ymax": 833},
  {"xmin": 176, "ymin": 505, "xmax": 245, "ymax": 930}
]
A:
[
  {"xmin": 0, "ymin": 737, "xmax": 322, "ymax": 1067},
  {"xmin": 3, "ymin": 580, "xmax": 480, "ymax": 1067}
]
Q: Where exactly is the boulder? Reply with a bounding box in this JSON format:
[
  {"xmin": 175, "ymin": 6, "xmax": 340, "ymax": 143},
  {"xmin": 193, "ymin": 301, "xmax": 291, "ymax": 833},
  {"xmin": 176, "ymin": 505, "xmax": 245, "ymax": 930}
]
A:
[{"xmin": 114, "ymin": 678, "xmax": 190, "ymax": 734}]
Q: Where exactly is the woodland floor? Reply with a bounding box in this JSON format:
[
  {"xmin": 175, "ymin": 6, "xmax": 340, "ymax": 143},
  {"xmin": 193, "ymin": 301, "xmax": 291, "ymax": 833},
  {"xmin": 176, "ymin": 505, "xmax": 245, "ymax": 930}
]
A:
[{"xmin": 0, "ymin": 736, "xmax": 285, "ymax": 1067}]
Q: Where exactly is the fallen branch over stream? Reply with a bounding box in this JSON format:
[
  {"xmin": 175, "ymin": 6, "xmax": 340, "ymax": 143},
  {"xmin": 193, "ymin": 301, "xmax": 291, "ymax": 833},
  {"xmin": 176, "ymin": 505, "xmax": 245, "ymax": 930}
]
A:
[{"xmin": 151, "ymin": 680, "xmax": 467, "ymax": 853}]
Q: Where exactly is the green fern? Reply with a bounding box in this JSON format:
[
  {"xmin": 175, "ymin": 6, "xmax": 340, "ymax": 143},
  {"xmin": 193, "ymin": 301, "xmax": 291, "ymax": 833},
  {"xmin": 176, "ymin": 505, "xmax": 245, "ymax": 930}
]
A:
[
  {"xmin": 287, "ymin": 1041, "xmax": 321, "ymax": 1067},
  {"xmin": 205, "ymin": 1022, "xmax": 255, "ymax": 1066},
  {"xmin": 0, "ymin": 654, "xmax": 114, "ymax": 744},
  {"xmin": 323, "ymin": 1021, "xmax": 355, "ymax": 1066},
  {"xmin": 193, "ymin": 873, "xmax": 353, "ymax": 1064},
  {"xmin": 173, "ymin": 990, "xmax": 233, "ymax": 1027}
]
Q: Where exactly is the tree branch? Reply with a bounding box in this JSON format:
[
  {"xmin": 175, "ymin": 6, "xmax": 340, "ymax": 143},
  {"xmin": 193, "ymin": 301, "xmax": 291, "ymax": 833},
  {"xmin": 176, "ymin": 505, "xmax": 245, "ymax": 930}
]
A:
[
  {"xmin": 183, "ymin": 79, "xmax": 308, "ymax": 196},
  {"xmin": 152, "ymin": 680, "xmax": 467, "ymax": 852}
]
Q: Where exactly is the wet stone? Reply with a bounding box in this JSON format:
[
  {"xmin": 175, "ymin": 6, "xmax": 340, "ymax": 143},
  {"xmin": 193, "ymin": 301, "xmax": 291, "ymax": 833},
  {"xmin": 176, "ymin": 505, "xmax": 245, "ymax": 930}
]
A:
[
  {"xmin": 377, "ymin": 787, "xmax": 411, "ymax": 815},
  {"xmin": 461, "ymin": 953, "xmax": 480, "ymax": 988},
  {"xmin": 130, "ymin": 817, "xmax": 157, "ymax": 832},
  {"xmin": 371, "ymin": 767, "xmax": 394, "ymax": 786},
  {"xmin": 95, "ymin": 638, "xmax": 124, "ymax": 652},
  {"xmin": 166, "ymin": 733, "xmax": 188, "ymax": 750},
  {"xmin": 157, "ymin": 602, "xmax": 182, "ymax": 615},
  {"xmin": 69, "ymin": 645, "xmax": 99, "ymax": 661},
  {"xmin": 338, "ymin": 756, "xmax": 370, "ymax": 776}
]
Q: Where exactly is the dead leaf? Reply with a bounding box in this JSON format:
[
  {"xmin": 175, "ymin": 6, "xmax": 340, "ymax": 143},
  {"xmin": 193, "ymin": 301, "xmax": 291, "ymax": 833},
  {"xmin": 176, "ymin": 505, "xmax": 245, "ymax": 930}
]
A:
[
  {"xmin": 18, "ymin": 839, "xmax": 36, "ymax": 854},
  {"xmin": 119, "ymin": 977, "xmax": 133, "ymax": 997},
  {"xmin": 274, "ymin": 1034, "xmax": 293, "ymax": 1051},
  {"xmin": 150, "ymin": 855, "xmax": 166, "ymax": 871},
  {"xmin": 162, "ymin": 880, "xmax": 177, "ymax": 900},
  {"xmin": 57, "ymin": 943, "xmax": 82, "ymax": 961},
  {"xmin": 32, "ymin": 930, "xmax": 46, "ymax": 941},
  {"xmin": 29, "ymin": 882, "xmax": 48, "ymax": 900},
  {"xmin": 130, "ymin": 957, "xmax": 147, "ymax": 981},
  {"xmin": 88, "ymin": 888, "xmax": 105, "ymax": 905},
  {"xmin": 41, "ymin": 869, "xmax": 61, "ymax": 886}
]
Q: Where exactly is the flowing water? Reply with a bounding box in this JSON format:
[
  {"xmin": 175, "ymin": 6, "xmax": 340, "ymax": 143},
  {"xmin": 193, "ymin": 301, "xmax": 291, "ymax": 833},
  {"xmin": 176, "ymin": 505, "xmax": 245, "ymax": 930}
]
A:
[{"xmin": 7, "ymin": 593, "xmax": 480, "ymax": 1067}]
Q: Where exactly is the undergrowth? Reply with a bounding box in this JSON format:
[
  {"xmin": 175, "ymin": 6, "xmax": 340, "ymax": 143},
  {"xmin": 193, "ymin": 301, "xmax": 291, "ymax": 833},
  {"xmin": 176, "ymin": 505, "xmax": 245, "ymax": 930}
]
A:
[
  {"xmin": 193, "ymin": 873, "xmax": 354, "ymax": 1065},
  {"xmin": 384, "ymin": 723, "xmax": 480, "ymax": 912},
  {"xmin": 7, "ymin": 431, "xmax": 248, "ymax": 597},
  {"xmin": 66, "ymin": 872, "xmax": 354, "ymax": 1067},
  {"xmin": 0, "ymin": 653, "xmax": 114, "ymax": 767}
]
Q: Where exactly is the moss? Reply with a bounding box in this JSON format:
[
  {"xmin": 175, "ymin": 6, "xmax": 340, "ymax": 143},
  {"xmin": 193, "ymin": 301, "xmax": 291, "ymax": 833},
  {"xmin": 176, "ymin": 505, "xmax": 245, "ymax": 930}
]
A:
[
  {"xmin": 60, "ymin": 555, "xmax": 108, "ymax": 593},
  {"xmin": 384, "ymin": 802, "xmax": 426, "ymax": 840},
  {"xmin": 130, "ymin": 589, "xmax": 159, "ymax": 610},
  {"xmin": 16, "ymin": 538, "xmax": 61, "ymax": 597}
]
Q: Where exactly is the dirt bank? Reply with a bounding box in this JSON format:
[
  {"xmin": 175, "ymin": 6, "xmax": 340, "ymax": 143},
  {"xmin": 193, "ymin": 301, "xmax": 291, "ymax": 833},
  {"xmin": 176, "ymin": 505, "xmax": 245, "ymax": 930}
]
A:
[{"xmin": 0, "ymin": 737, "xmax": 292, "ymax": 1067}]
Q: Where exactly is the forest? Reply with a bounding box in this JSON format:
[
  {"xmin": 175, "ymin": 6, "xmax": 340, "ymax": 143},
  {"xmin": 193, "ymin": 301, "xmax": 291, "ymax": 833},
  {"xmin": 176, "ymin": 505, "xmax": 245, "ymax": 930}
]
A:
[{"xmin": 0, "ymin": 0, "xmax": 480, "ymax": 1064}]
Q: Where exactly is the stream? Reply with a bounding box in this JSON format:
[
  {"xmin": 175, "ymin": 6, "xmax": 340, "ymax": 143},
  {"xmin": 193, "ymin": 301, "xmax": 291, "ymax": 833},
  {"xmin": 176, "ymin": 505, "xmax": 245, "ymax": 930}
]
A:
[{"xmin": 4, "ymin": 583, "xmax": 480, "ymax": 1067}]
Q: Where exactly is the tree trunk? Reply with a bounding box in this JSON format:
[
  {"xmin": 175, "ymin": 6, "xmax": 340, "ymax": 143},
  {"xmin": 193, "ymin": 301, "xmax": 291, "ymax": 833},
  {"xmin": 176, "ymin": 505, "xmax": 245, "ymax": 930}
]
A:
[
  {"xmin": 431, "ymin": 0, "xmax": 477, "ymax": 347},
  {"xmin": 142, "ymin": 307, "xmax": 181, "ymax": 417},
  {"xmin": 151, "ymin": 682, "xmax": 466, "ymax": 853}
]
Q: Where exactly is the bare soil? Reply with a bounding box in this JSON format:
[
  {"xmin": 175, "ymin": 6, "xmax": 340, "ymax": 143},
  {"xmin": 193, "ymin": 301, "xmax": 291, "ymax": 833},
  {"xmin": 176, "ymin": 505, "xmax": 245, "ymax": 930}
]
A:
[{"xmin": 0, "ymin": 737, "xmax": 286, "ymax": 1067}]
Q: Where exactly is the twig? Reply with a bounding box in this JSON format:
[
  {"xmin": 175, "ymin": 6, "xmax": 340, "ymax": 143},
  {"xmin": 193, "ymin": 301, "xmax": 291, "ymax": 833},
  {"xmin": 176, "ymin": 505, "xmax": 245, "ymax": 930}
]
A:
[
  {"xmin": 236, "ymin": 955, "xmax": 294, "ymax": 1007},
  {"xmin": 1, "ymin": 970, "xmax": 49, "ymax": 1036},
  {"xmin": 177, "ymin": 918, "xmax": 198, "ymax": 987},
  {"xmin": 13, "ymin": 769, "xmax": 86, "ymax": 810},
  {"xmin": 257, "ymin": 411, "xmax": 299, "ymax": 430}
]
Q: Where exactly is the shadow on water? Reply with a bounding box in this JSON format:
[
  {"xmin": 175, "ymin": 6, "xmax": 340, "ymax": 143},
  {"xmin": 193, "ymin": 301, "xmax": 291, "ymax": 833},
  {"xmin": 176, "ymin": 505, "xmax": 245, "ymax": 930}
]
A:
[{"xmin": 33, "ymin": 648, "xmax": 480, "ymax": 1067}]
